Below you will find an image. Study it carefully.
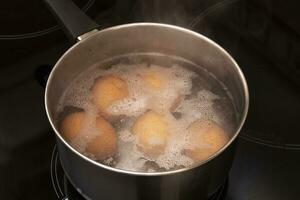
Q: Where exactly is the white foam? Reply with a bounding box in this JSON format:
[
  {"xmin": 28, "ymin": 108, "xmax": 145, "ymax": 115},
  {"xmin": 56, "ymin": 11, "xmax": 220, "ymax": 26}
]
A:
[
  {"xmin": 119, "ymin": 129, "xmax": 136, "ymax": 143},
  {"xmin": 175, "ymin": 90, "xmax": 221, "ymax": 126},
  {"xmin": 115, "ymin": 141, "xmax": 147, "ymax": 172}
]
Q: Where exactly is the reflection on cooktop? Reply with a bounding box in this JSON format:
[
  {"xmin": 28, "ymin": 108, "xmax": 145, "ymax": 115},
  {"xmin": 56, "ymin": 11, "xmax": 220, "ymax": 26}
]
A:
[{"xmin": 191, "ymin": 0, "xmax": 300, "ymax": 148}]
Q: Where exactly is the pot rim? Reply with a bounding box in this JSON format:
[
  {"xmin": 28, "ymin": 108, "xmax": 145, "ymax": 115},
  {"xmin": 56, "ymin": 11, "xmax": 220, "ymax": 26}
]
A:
[{"xmin": 45, "ymin": 22, "xmax": 249, "ymax": 176}]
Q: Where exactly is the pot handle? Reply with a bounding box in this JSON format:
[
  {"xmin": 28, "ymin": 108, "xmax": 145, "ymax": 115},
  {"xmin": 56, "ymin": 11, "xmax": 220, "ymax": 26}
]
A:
[{"xmin": 44, "ymin": 0, "xmax": 98, "ymax": 42}]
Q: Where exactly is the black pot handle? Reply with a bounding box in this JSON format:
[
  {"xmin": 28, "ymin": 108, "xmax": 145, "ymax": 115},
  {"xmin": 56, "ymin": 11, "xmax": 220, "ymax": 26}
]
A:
[{"xmin": 44, "ymin": 0, "xmax": 99, "ymax": 42}]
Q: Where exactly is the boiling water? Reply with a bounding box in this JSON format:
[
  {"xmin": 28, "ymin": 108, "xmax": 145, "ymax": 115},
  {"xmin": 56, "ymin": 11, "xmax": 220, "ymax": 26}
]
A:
[{"xmin": 56, "ymin": 53, "xmax": 237, "ymax": 173}]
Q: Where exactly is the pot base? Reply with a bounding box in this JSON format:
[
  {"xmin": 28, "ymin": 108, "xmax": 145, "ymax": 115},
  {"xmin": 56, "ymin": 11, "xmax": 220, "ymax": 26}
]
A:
[{"xmin": 51, "ymin": 145, "xmax": 229, "ymax": 200}]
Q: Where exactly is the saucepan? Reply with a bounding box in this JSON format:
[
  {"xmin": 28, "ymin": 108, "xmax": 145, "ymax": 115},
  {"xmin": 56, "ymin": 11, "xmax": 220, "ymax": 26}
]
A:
[{"xmin": 44, "ymin": 0, "xmax": 249, "ymax": 199}]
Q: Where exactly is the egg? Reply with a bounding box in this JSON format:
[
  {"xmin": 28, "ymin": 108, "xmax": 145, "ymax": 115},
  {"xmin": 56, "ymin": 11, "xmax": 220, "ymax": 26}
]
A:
[
  {"xmin": 91, "ymin": 75, "xmax": 129, "ymax": 117},
  {"xmin": 140, "ymin": 69, "xmax": 183, "ymax": 113},
  {"xmin": 60, "ymin": 112, "xmax": 117, "ymax": 160},
  {"xmin": 132, "ymin": 110, "xmax": 169, "ymax": 156},
  {"xmin": 184, "ymin": 120, "xmax": 228, "ymax": 162},
  {"xmin": 142, "ymin": 72, "xmax": 164, "ymax": 89},
  {"xmin": 59, "ymin": 112, "xmax": 85, "ymax": 142}
]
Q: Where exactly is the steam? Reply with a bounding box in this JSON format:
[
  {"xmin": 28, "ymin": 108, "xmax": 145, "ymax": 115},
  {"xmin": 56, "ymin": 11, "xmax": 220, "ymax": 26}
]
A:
[{"xmin": 133, "ymin": 0, "xmax": 198, "ymax": 27}]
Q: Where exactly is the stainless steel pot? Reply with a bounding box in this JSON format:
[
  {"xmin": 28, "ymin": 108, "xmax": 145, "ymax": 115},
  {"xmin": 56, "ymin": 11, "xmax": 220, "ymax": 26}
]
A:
[{"xmin": 44, "ymin": 0, "xmax": 249, "ymax": 199}]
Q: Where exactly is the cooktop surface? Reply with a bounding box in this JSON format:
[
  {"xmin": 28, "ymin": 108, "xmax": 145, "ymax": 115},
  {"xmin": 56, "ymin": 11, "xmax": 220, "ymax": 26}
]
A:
[{"xmin": 1, "ymin": 0, "xmax": 299, "ymax": 200}]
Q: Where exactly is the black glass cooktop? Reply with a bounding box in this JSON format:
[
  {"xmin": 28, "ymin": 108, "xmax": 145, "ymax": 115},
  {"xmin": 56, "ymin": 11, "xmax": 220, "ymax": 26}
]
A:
[{"xmin": 1, "ymin": 0, "xmax": 299, "ymax": 200}]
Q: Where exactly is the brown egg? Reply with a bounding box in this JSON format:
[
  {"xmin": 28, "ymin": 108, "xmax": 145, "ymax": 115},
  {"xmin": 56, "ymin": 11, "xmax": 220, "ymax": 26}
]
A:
[
  {"xmin": 86, "ymin": 116, "xmax": 117, "ymax": 160},
  {"xmin": 141, "ymin": 71, "xmax": 183, "ymax": 113},
  {"xmin": 91, "ymin": 75, "xmax": 129, "ymax": 117},
  {"xmin": 184, "ymin": 120, "xmax": 228, "ymax": 162},
  {"xmin": 60, "ymin": 112, "xmax": 117, "ymax": 160},
  {"xmin": 60, "ymin": 112, "xmax": 85, "ymax": 142},
  {"xmin": 142, "ymin": 72, "xmax": 164, "ymax": 89},
  {"xmin": 132, "ymin": 110, "xmax": 169, "ymax": 156}
]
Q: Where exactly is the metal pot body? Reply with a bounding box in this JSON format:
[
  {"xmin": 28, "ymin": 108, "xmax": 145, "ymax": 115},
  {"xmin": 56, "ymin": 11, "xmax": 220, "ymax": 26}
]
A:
[
  {"xmin": 57, "ymin": 137, "xmax": 236, "ymax": 200},
  {"xmin": 45, "ymin": 23, "xmax": 248, "ymax": 200}
]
